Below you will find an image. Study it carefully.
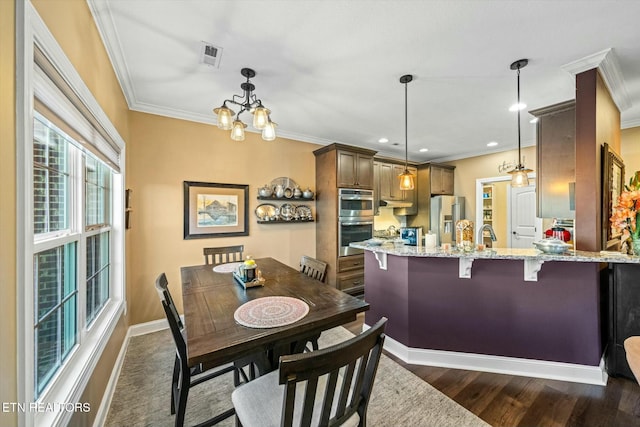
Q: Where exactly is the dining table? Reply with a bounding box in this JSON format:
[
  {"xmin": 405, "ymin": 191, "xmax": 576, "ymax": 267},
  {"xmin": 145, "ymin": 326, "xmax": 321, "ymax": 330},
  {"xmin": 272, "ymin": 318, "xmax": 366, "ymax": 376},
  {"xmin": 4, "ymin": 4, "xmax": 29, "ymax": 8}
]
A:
[{"xmin": 180, "ymin": 257, "xmax": 369, "ymax": 373}]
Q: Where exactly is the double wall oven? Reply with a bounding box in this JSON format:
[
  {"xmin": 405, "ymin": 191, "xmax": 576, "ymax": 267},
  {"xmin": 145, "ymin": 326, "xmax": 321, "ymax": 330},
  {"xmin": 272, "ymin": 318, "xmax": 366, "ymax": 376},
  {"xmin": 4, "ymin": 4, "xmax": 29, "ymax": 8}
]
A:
[{"xmin": 338, "ymin": 188, "xmax": 374, "ymax": 256}]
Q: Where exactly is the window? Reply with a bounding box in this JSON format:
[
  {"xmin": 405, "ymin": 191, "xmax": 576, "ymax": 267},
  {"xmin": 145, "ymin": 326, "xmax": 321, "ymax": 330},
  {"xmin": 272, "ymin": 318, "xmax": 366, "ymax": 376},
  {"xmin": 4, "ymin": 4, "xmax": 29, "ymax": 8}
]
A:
[
  {"xmin": 32, "ymin": 114, "xmax": 116, "ymax": 397},
  {"xmin": 18, "ymin": 6, "xmax": 126, "ymax": 424}
]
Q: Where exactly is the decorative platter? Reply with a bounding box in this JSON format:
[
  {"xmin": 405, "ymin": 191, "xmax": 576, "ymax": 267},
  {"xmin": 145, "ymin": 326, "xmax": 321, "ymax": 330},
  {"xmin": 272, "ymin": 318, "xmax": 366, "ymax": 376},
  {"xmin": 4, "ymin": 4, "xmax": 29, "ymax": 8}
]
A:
[
  {"xmin": 255, "ymin": 203, "xmax": 277, "ymax": 220},
  {"xmin": 213, "ymin": 262, "xmax": 243, "ymax": 273}
]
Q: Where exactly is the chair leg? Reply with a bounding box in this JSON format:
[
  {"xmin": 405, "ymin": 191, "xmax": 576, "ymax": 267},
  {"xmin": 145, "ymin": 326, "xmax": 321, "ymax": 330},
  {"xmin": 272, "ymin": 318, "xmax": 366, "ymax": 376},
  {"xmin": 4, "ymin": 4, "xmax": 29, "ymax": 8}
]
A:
[
  {"xmin": 175, "ymin": 367, "xmax": 190, "ymax": 427},
  {"xmin": 171, "ymin": 355, "xmax": 180, "ymax": 415}
]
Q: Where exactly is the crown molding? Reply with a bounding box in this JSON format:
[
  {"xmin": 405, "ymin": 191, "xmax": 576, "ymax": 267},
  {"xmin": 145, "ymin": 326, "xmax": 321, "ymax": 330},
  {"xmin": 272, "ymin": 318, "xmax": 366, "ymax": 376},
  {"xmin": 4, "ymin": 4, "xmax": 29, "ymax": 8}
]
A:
[
  {"xmin": 561, "ymin": 48, "xmax": 631, "ymax": 111},
  {"xmin": 87, "ymin": 0, "xmax": 136, "ymax": 109},
  {"xmin": 622, "ymin": 117, "xmax": 640, "ymax": 129}
]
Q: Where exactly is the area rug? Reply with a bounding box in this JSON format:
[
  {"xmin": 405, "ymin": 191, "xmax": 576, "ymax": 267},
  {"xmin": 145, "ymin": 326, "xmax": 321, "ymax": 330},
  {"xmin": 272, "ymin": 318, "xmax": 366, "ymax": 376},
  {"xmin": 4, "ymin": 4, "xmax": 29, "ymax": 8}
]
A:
[{"xmin": 105, "ymin": 326, "xmax": 490, "ymax": 427}]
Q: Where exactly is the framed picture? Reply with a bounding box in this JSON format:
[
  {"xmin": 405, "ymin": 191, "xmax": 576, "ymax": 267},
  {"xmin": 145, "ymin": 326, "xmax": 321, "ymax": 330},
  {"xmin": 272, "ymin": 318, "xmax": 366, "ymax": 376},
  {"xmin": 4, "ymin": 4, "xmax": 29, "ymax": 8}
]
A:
[
  {"xmin": 602, "ymin": 143, "xmax": 625, "ymax": 250},
  {"xmin": 183, "ymin": 181, "xmax": 249, "ymax": 239}
]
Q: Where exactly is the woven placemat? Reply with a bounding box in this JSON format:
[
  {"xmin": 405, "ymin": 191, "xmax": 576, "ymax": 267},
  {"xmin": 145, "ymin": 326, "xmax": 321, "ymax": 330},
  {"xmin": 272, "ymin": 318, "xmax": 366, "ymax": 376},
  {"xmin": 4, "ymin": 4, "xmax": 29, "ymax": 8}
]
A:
[{"xmin": 234, "ymin": 296, "xmax": 309, "ymax": 328}]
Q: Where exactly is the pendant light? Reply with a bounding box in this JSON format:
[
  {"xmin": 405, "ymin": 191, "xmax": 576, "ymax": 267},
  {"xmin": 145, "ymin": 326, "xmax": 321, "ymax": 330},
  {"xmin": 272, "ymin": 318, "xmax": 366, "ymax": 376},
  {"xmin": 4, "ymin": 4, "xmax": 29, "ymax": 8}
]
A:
[
  {"xmin": 508, "ymin": 59, "xmax": 532, "ymax": 187},
  {"xmin": 398, "ymin": 74, "xmax": 415, "ymax": 190}
]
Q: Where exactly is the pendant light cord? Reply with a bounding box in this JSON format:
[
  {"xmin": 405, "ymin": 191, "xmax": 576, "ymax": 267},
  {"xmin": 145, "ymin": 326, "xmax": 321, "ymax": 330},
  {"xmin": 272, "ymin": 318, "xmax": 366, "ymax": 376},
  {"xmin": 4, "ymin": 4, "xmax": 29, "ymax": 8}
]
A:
[
  {"xmin": 404, "ymin": 80, "xmax": 408, "ymax": 170},
  {"xmin": 517, "ymin": 66, "xmax": 522, "ymax": 169}
]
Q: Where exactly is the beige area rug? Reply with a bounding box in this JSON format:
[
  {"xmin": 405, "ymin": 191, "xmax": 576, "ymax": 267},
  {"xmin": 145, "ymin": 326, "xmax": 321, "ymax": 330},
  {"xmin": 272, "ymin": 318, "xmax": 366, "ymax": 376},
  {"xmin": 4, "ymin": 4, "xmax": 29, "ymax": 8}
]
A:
[{"xmin": 105, "ymin": 327, "xmax": 490, "ymax": 427}]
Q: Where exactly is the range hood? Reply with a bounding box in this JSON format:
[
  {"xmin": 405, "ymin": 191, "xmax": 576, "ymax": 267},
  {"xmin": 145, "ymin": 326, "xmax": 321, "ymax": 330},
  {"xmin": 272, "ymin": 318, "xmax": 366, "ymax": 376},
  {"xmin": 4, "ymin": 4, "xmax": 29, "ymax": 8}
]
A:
[{"xmin": 380, "ymin": 199, "xmax": 413, "ymax": 208}]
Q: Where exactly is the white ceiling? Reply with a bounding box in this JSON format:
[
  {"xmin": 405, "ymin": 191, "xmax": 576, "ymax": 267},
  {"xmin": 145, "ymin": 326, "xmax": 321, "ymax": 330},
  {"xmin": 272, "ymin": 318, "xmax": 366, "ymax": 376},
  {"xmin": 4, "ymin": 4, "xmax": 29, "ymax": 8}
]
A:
[{"xmin": 87, "ymin": 0, "xmax": 640, "ymax": 163}]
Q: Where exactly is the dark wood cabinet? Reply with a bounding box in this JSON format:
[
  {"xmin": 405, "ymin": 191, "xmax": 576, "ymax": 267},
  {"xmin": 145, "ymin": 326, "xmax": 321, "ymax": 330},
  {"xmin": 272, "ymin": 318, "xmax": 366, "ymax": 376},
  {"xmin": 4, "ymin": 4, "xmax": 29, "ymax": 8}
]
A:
[
  {"xmin": 530, "ymin": 100, "xmax": 576, "ymax": 219},
  {"xmin": 606, "ymin": 263, "xmax": 640, "ymax": 380},
  {"xmin": 429, "ymin": 164, "xmax": 455, "ymax": 195},
  {"xmin": 374, "ymin": 161, "xmax": 417, "ymax": 216},
  {"xmin": 314, "ymin": 144, "xmax": 377, "ymax": 295},
  {"xmin": 336, "ymin": 254, "xmax": 365, "ymax": 294},
  {"xmin": 337, "ymin": 150, "xmax": 374, "ymax": 189}
]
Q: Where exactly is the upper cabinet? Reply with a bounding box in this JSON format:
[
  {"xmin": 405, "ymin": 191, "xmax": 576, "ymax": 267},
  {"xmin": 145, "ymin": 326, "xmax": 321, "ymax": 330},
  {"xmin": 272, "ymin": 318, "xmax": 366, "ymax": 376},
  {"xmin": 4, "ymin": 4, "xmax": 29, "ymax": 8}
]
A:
[
  {"xmin": 530, "ymin": 100, "xmax": 575, "ymax": 219},
  {"xmin": 373, "ymin": 159, "xmax": 417, "ymax": 216},
  {"xmin": 429, "ymin": 164, "xmax": 455, "ymax": 195},
  {"xmin": 337, "ymin": 149, "xmax": 374, "ymax": 189}
]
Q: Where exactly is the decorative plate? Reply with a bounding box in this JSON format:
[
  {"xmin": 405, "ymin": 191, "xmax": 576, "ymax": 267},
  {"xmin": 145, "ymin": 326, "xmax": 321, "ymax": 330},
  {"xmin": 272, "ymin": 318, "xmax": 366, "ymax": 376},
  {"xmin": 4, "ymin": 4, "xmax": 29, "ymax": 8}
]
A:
[
  {"xmin": 279, "ymin": 203, "xmax": 295, "ymax": 220},
  {"xmin": 269, "ymin": 177, "xmax": 298, "ymax": 192},
  {"xmin": 234, "ymin": 296, "xmax": 309, "ymax": 328},
  {"xmin": 255, "ymin": 203, "xmax": 277, "ymax": 220}
]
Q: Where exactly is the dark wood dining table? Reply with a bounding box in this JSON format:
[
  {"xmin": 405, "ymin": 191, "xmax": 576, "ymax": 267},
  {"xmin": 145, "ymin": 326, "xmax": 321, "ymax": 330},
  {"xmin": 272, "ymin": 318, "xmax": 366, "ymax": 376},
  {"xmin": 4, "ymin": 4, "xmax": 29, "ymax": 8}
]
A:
[{"xmin": 180, "ymin": 257, "xmax": 369, "ymax": 372}]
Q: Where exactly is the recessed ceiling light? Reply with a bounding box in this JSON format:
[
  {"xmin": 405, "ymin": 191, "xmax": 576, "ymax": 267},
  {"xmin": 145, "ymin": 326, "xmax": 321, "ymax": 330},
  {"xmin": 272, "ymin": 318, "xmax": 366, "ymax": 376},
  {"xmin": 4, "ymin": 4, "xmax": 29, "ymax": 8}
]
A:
[
  {"xmin": 529, "ymin": 117, "xmax": 539, "ymax": 123},
  {"xmin": 487, "ymin": 141, "xmax": 499, "ymax": 147},
  {"xmin": 419, "ymin": 148, "xmax": 428, "ymax": 152},
  {"xmin": 509, "ymin": 103, "xmax": 527, "ymax": 112},
  {"xmin": 378, "ymin": 137, "xmax": 388, "ymax": 143}
]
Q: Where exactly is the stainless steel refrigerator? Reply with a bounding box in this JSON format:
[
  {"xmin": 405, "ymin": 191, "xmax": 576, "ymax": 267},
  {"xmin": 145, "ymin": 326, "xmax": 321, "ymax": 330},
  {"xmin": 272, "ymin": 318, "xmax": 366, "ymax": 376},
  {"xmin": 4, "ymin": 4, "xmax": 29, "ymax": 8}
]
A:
[{"xmin": 430, "ymin": 196, "xmax": 465, "ymax": 246}]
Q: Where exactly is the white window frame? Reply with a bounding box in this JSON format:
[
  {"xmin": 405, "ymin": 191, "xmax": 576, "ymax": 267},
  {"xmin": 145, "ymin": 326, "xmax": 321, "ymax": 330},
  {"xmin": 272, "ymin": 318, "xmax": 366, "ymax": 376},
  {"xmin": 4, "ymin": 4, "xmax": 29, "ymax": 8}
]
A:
[{"xmin": 16, "ymin": 3, "xmax": 126, "ymax": 427}]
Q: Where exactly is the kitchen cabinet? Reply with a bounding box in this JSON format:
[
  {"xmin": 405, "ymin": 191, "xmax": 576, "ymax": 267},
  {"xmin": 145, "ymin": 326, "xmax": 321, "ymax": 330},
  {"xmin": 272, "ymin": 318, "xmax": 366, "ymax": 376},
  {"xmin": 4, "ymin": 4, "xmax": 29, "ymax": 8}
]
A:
[
  {"xmin": 314, "ymin": 143, "xmax": 377, "ymax": 295},
  {"xmin": 530, "ymin": 100, "xmax": 575, "ymax": 219},
  {"xmin": 337, "ymin": 150, "xmax": 374, "ymax": 189},
  {"xmin": 429, "ymin": 164, "xmax": 455, "ymax": 195},
  {"xmin": 374, "ymin": 160, "xmax": 417, "ymax": 215},
  {"xmin": 336, "ymin": 254, "xmax": 365, "ymax": 294},
  {"xmin": 606, "ymin": 263, "xmax": 640, "ymax": 380}
]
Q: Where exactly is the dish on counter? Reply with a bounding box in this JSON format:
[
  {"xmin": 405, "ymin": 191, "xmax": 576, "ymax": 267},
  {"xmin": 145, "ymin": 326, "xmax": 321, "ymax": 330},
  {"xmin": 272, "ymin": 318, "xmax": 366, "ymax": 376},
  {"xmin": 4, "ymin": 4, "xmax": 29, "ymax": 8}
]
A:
[
  {"xmin": 365, "ymin": 238, "xmax": 384, "ymax": 246},
  {"xmin": 533, "ymin": 238, "xmax": 572, "ymax": 254},
  {"xmin": 255, "ymin": 203, "xmax": 277, "ymax": 220}
]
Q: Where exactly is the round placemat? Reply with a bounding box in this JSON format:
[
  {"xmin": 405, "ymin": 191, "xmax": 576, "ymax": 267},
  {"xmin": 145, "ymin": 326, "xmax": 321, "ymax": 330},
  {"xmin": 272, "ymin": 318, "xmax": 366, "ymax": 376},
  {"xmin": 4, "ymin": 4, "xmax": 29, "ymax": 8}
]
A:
[
  {"xmin": 213, "ymin": 262, "xmax": 243, "ymax": 273},
  {"xmin": 234, "ymin": 296, "xmax": 309, "ymax": 328}
]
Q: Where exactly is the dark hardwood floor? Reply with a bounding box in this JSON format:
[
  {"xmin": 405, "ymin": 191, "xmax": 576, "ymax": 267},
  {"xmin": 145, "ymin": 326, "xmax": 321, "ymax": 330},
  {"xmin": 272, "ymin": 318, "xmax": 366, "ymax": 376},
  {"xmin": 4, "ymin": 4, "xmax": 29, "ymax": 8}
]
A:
[{"xmin": 343, "ymin": 314, "xmax": 640, "ymax": 427}]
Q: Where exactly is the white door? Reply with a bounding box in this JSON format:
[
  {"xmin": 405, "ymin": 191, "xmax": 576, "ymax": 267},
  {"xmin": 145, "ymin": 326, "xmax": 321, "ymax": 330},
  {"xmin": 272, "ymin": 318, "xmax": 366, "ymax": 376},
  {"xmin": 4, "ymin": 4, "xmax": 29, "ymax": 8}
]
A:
[{"xmin": 509, "ymin": 185, "xmax": 541, "ymax": 248}]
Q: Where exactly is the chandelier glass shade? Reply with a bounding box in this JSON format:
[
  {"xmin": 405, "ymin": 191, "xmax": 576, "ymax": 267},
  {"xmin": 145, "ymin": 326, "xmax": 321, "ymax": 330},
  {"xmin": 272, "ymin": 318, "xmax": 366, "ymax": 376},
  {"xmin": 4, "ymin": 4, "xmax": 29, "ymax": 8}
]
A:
[
  {"xmin": 399, "ymin": 74, "xmax": 415, "ymax": 191},
  {"xmin": 214, "ymin": 68, "xmax": 277, "ymax": 141},
  {"xmin": 508, "ymin": 59, "xmax": 533, "ymax": 187}
]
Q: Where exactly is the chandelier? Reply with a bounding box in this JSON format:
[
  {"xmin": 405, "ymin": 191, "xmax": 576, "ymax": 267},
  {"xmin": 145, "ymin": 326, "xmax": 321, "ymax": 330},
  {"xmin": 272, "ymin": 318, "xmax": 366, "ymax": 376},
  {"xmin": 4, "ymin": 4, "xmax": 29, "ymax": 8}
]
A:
[
  {"xmin": 507, "ymin": 59, "xmax": 533, "ymax": 187},
  {"xmin": 213, "ymin": 68, "xmax": 277, "ymax": 141}
]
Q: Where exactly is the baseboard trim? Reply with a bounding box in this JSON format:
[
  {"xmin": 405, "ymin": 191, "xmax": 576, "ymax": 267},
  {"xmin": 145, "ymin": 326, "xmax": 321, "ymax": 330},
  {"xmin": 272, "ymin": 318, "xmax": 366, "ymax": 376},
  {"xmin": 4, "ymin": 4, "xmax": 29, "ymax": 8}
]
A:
[
  {"xmin": 92, "ymin": 317, "xmax": 172, "ymax": 427},
  {"xmin": 379, "ymin": 332, "xmax": 608, "ymax": 386}
]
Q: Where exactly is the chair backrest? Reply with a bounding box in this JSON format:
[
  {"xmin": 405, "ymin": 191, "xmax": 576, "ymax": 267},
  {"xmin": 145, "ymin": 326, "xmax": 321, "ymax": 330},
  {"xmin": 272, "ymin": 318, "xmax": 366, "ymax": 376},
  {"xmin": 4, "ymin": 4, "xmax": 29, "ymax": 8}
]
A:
[
  {"xmin": 203, "ymin": 245, "xmax": 244, "ymax": 265},
  {"xmin": 155, "ymin": 273, "xmax": 187, "ymax": 361},
  {"xmin": 300, "ymin": 255, "xmax": 328, "ymax": 283},
  {"xmin": 278, "ymin": 317, "xmax": 387, "ymax": 427}
]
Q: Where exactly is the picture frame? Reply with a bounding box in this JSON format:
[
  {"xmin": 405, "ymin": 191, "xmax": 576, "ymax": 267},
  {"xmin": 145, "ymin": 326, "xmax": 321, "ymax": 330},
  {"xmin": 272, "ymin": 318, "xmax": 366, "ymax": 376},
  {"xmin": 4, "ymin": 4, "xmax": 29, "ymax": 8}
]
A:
[
  {"xmin": 183, "ymin": 181, "xmax": 249, "ymax": 239},
  {"xmin": 602, "ymin": 143, "xmax": 625, "ymax": 250}
]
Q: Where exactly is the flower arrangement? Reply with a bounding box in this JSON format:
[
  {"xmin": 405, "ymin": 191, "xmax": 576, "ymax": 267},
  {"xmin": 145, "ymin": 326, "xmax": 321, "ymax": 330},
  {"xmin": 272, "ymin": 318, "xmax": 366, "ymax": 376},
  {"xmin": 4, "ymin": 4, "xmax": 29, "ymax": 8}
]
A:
[{"xmin": 610, "ymin": 171, "xmax": 640, "ymax": 250}]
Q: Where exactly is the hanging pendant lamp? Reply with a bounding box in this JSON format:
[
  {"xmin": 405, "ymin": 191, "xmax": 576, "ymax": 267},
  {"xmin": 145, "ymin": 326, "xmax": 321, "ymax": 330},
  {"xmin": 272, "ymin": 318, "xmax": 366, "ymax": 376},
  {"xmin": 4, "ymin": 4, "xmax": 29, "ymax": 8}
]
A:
[
  {"xmin": 508, "ymin": 59, "xmax": 533, "ymax": 187},
  {"xmin": 398, "ymin": 74, "xmax": 415, "ymax": 190}
]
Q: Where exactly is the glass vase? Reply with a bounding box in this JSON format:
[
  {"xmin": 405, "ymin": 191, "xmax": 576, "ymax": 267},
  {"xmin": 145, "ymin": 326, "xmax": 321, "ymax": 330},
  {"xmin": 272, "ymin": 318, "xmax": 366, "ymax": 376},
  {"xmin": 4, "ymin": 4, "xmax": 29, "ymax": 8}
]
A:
[{"xmin": 632, "ymin": 237, "xmax": 640, "ymax": 256}]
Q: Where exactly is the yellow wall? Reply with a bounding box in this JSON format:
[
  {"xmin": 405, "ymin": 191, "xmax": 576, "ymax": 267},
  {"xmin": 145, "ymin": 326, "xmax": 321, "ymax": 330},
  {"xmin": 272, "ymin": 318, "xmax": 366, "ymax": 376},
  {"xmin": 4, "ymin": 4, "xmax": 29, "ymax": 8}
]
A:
[
  {"xmin": 127, "ymin": 111, "xmax": 319, "ymax": 324},
  {"xmin": 446, "ymin": 146, "xmax": 537, "ymax": 223},
  {"xmin": 622, "ymin": 126, "xmax": 640, "ymax": 178},
  {"xmin": 1, "ymin": 1, "xmax": 131, "ymax": 425},
  {"xmin": 1, "ymin": 0, "xmax": 17, "ymax": 425}
]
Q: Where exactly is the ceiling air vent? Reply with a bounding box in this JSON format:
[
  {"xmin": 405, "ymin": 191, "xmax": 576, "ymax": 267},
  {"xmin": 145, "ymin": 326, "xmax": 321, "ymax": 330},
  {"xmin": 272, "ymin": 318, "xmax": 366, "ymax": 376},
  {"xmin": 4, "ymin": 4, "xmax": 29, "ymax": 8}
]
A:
[{"xmin": 200, "ymin": 41, "xmax": 223, "ymax": 68}]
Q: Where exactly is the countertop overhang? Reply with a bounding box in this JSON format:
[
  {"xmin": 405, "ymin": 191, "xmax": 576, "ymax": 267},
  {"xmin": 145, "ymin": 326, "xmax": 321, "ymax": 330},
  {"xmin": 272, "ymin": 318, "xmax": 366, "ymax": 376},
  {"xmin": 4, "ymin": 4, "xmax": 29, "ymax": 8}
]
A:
[
  {"xmin": 350, "ymin": 241, "xmax": 640, "ymax": 264},
  {"xmin": 350, "ymin": 241, "xmax": 640, "ymax": 281}
]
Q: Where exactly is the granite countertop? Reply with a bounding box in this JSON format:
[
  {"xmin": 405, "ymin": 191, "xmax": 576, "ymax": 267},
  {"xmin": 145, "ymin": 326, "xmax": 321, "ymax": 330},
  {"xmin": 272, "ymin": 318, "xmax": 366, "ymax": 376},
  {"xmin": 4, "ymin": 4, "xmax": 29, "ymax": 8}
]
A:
[{"xmin": 350, "ymin": 241, "xmax": 640, "ymax": 264}]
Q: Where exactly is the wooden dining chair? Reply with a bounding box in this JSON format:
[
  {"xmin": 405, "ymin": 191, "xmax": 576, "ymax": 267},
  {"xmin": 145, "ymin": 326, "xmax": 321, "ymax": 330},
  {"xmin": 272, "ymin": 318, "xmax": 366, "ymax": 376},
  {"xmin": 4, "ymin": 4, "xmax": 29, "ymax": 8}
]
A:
[
  {"xmin": 300, "ymin": 255, "xmax": 328, "ymax": 283},
  {"xmin": 203, "ymin": 245, "xmax": 244, "ymax": 265},
  {"xmin": 155, "ymin": 273, "xmax": 250, "ymax": 426},
  {"xmin": 232, "ymin": 317, "xmax": 387, "ymax": 427},
  {"xmin": 624, "ymin": 336, "xmax": 640, "ymax": 384},
  {"xmin": 299, "ymin": 256, "xmax": 328, "ymax": 352}
]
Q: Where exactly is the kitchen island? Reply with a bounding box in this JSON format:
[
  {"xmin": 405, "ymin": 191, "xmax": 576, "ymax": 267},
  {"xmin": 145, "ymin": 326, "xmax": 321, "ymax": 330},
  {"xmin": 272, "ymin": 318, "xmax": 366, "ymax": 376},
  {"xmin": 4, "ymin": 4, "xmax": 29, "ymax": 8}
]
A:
[{"xmin": 350, "ymin": 242, "xmax": 640, "ymax": 385}]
